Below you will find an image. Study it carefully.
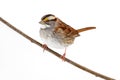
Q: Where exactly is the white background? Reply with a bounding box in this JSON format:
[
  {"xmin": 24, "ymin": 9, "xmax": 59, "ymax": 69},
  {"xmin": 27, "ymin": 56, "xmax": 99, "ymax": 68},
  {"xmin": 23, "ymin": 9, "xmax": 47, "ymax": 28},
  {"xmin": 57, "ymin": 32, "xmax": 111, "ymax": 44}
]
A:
[{"xmin": 0, "ymin": 0, "xmax": 120, "ymax": 80}]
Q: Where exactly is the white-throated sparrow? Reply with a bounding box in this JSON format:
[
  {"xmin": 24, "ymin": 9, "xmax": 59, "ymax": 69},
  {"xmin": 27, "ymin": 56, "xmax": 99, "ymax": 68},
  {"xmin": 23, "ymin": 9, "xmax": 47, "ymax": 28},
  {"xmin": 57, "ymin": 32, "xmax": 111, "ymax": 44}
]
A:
[{"xmin": 39, "ymin": 14, "xmax": 96, "ymax": 61}]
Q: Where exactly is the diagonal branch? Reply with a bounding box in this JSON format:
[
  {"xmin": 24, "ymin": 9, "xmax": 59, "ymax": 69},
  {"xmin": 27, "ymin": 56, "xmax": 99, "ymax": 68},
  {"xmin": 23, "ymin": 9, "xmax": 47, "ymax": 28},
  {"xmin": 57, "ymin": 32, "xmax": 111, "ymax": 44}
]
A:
[{"xmin": 0, "ymin": 17, "xmax": 115, "ymax": 80}]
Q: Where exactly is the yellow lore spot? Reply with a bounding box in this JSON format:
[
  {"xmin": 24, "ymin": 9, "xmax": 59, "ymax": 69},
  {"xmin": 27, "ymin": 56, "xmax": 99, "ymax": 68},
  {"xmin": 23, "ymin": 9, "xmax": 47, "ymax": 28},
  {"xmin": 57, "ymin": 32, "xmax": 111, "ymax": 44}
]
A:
[{"xmin": 43, "ymin": 18, "xmax": 48, "ymax": 22}]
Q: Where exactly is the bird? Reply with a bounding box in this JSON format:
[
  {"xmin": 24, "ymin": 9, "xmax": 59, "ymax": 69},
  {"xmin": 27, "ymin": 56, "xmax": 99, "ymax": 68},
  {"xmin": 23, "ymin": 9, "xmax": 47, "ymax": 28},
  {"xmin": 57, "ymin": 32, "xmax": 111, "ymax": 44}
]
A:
[{"xmin": 39, "ymin": 14, "xmax": 96, "ymax": 61}]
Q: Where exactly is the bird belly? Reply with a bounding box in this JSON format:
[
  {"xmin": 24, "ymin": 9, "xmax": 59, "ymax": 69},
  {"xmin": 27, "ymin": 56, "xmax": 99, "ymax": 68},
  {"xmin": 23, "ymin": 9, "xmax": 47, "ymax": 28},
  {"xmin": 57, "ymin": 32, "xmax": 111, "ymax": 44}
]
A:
[{"xmin": 40, "ymin": 29, "xmax": 71, "ymax": 49}]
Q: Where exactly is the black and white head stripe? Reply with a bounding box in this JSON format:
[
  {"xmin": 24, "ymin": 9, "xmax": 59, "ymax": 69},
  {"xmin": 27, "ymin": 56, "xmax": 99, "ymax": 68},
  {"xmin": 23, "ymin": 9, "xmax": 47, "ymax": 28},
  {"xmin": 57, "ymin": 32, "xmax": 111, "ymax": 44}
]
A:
[{"xmin": 41, "ymin": 14, "xmax": 57, "ymax": 21}]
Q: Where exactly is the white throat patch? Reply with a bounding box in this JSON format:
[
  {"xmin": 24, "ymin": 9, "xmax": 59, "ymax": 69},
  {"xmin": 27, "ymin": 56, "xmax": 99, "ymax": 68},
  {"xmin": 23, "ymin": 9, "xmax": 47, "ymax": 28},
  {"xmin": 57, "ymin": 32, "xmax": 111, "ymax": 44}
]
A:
[{"xmin": 41, "ymin": 24, "xmax": 50, "ymax": 29}]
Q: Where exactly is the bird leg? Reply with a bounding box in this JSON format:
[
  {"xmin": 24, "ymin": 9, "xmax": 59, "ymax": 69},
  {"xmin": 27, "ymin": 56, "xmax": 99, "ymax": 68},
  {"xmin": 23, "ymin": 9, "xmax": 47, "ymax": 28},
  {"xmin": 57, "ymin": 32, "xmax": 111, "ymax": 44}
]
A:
[
  {"xmin": 42, "ymin": 44, "xmax": 48, "ymax": 52},
  {"xmin": 61, "ymin": 48, "xmax": 67, "ymax": 61}
]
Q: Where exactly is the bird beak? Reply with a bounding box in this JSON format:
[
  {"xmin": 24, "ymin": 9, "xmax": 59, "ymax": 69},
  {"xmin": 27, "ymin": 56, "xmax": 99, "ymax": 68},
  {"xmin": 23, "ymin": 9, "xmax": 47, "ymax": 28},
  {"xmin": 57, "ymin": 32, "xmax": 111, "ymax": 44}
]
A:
[
  {"xmin": 39, "ymin": 21, "xmax": 45, "ymax": 25},
  {"xmin": 39, "ymin": 20, "xmax": 49, "ymax": 29}
]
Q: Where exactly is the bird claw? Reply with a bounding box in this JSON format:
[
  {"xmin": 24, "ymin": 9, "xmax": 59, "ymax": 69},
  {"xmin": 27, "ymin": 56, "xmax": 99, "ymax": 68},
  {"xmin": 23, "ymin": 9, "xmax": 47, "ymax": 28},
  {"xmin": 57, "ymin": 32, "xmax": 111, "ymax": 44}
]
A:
[
  {"xmin": 42, "ymin": 44, "xmax": 48, "ymax": 52},
  {"xmin": 60, "ymin": 53, "xmax": 66, "ymax": 61}
]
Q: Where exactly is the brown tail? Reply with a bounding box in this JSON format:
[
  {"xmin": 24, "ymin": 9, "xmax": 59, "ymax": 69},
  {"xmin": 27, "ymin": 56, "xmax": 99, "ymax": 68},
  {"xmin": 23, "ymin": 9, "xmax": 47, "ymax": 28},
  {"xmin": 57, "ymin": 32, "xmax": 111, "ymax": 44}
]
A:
[{"xmin": 77, "ymin": 27, "xmax": 96, "ymax": 33}]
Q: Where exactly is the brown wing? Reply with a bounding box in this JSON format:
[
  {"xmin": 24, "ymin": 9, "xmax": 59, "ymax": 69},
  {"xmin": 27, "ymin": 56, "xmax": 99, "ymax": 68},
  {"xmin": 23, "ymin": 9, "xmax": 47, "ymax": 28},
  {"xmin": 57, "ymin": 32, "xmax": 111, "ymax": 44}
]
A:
[{"xmin": 54, "ymin": 19, "xmax": 79, "ymax": 38}]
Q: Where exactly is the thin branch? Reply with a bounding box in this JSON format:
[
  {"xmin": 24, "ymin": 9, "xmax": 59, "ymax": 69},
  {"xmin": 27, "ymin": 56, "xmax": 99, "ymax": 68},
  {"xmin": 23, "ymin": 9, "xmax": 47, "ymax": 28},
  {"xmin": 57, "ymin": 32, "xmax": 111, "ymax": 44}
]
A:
[{"xmin": 0, "ymin": 17, "xmax": 115, "ymax": 80}]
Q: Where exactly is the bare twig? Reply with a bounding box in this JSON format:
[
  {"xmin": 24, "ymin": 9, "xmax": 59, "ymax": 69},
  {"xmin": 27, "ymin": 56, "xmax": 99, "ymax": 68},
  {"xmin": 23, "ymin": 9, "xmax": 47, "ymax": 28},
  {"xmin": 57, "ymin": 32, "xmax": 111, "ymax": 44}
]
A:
[{"xmin": 0, "ymin": 17, "xmax": 115, "ymax": 80}]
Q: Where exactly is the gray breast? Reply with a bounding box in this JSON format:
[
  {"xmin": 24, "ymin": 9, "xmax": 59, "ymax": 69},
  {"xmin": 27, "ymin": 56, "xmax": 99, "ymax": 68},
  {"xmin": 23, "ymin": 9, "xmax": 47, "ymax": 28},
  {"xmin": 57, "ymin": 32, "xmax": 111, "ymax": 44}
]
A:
[{"xmin": 40, "ymin": 28, "xmax": 69, "ymax": 49}]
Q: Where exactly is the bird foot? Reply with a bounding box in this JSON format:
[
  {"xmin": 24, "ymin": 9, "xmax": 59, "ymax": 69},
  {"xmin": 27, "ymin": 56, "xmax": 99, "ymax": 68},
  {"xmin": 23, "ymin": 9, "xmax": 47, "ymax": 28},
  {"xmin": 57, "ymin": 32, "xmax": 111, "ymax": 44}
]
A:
[
  {"xmin": 60, "ymin": 53, "xmax": 66, "ymax": 61},
  {"xmin": 42, "ymin": 44, "xmax": 48, "ymax": 52}
]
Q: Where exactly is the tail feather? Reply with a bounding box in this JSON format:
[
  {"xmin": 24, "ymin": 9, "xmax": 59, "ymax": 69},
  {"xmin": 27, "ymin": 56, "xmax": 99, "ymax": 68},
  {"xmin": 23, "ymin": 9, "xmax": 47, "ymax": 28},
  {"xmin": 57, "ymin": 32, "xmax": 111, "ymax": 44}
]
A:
[{"xmin": 77, "ymin": 27, "xmax": 96, "ymax": 33}]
